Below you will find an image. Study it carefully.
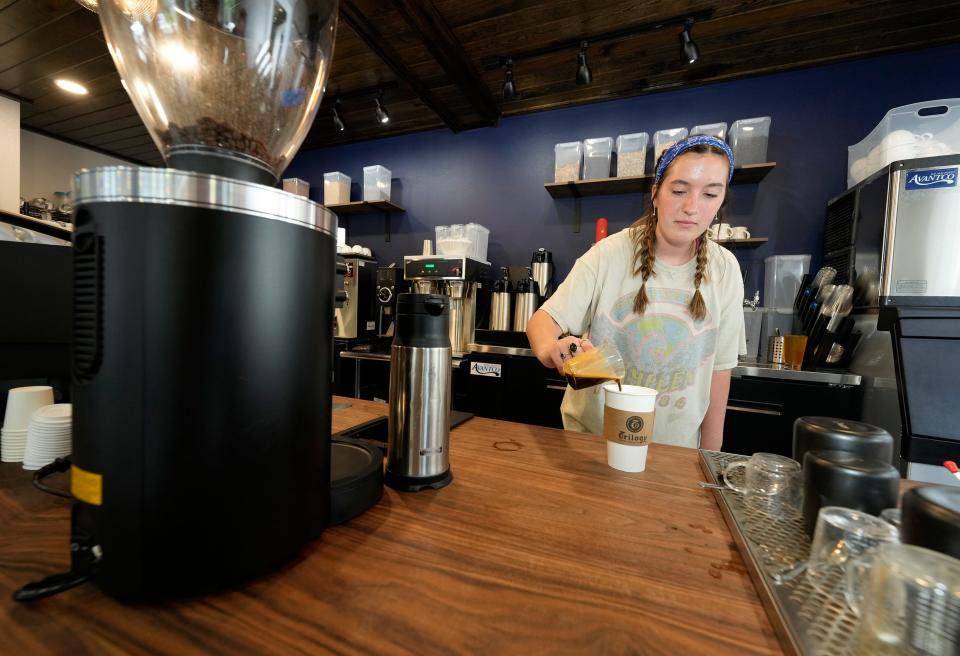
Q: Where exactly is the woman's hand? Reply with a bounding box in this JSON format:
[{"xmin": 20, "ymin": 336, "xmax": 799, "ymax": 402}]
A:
[{"xmin": 540, "ymin": 336, "xmax": 595, "ymax": 375}]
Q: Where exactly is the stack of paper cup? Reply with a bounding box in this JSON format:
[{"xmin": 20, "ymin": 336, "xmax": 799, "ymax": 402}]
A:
[
  {"xmin": 22, "ymin": 404, "xmax": 72, "ymax": 471},
  {"xmin": 602, "ymin": 385, "xmax": 658, "ymax": 472},
  {"xmin": 1, "ymin": 386, "xmax": 55, "ymax": 463}
]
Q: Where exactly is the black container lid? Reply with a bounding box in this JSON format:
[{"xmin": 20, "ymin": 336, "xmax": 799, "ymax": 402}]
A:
[
  {"xmin": 515, "ymin": 269, "xmax": 540, "ymax": 295},
  {"xmin": 493, "ymin": 267, "xmax": 513, "ymax": 293},
  {"xmin": 793, "ymin": 416, "xmax": 893, "ymax": 465},
  {"xmin": 329, "ymin": 438, "xmax": 384, "ymax": 526},
  {"xmin": 531, "ymin": 248, "xmax": 552, "ymax": 264},
  {"xmin": 901, "ymin": 485, "xmax": 960, "ymax": 560},
  {"xmin": 394, "ymin": 293, "xmax": 450, "ymax": 348}
]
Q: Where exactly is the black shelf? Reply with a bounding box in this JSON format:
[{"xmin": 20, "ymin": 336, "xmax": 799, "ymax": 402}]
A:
[
  {"xmin": 544, "ymin": 162, "xmax": 776, "ymax": 199},
  {"xmin": 326, "ymin": 200, "xmax": 405, "ymax": 242}
]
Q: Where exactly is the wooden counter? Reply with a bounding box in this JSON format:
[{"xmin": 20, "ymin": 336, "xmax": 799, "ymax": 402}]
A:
[{"xmin": 0, "ymin": 397, "xmax": 781, "ymax": 654}]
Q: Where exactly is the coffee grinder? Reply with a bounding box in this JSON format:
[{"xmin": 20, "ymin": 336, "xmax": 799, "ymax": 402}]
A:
[
  {"xmin": 376, "ymin": 266, "xmax": 410, "ymax": 336},
  {"xmin": 18, "ymin": 1, "xmax": 339, "ymax": 601}
]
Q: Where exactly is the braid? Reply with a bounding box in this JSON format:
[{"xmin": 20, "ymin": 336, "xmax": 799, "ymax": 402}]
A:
[
  {"xmin": 630, "ymin": 211, "xmax": 657, "ymax": 315},
  {"xmin": 688, "ymin": 236, "xmax": 709, "ymax": 321}
]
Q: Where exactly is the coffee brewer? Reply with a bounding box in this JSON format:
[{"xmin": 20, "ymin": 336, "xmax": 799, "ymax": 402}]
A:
[
  {"xmin": 403, "ymin": 255, "xmax": 488, "ymax": 355},
  {"xmin": 18, "ymin": 1, "xmax": 340, "ymax": 601}
]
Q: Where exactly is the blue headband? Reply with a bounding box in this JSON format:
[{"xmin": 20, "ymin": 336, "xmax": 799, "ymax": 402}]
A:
[{"xmin": 654, "ymin": 134, "xmax": 735, "ymax": 185}]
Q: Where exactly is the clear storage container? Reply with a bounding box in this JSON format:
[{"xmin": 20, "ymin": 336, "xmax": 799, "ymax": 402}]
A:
[
  {"xmin": 282, "ymin": 178, "xmax": 310, "ymax": 197},
  {"xmin": 615, "ymin": 132, "xmax": 648, "ymax": 177},
  {"xmin": 554, "ymin": 142, "xmax": 583, "ymax": 182},
  {"xmin": 764, "ymin": 254, "xmax": 811, "ymax": 311},
  {"xmin": 582, "ymin": 137, "xmax": 614, "ymax": 180},
  {"xmin": 847, "ymin": 99, "xmax": 960, "ymax": 187},
  {"xmin": 728, "ymin": 117, "xmax": 771, "ymax": 166},
  {"xmin": 322, "ymin": 172, "xmax": 350, "ymax": 205},
  {"xmin": 653, "ymin": 127, "xmax": 688, "ymax": 164},
  {"xmin": 363, "ymin": 165, "xmax": 391, "ymax": 201},
  {"xmin": 435, "ymin": 223, "xmax": 490, "ymax": 262},
  {"xmin": 691, "ymin": 122, "xmax": 728, "ymax": 140},
  {"xmin": 743, "ymin": 308, "xmax": 764, "ymax": 360}
]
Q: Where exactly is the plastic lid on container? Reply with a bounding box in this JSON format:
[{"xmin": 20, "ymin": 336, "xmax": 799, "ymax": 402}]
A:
[
  {"xmin": 616, "ymin": 133, "xmax": 648, "ymax": 151},
  {"xmin": 555, "ymin": 142, "xmax": 583, "ymax": 152}
]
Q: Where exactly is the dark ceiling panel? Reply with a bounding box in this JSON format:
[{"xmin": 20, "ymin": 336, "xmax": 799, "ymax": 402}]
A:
[{"xmin": 2, "ymin": 0, "xmax": 958, "ymax": 162}]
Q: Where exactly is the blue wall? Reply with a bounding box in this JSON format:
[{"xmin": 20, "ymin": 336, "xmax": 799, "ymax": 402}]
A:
[{"xmin": 286, "ymin": 44, "xmax": 960, "ymax": 297}]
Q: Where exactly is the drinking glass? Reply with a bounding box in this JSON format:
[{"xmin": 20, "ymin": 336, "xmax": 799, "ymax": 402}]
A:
[
  {"xmin": 807, "ymin": 506, "xmax": 899, "ymax": 593},
  {"xmin": 853, "ymin": 543, "xmax": 960, "ymax": 656},
  {"xmin": 563, "ymin": 342, "xmax": 626, "ymax": 390},
  {"xmin": 723, "ymin": 452, "xmax": 802, "ymax": 518}
]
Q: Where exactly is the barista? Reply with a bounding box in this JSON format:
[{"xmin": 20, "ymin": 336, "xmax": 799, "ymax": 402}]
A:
[{"xmin": 527, "ymin": 135, "xmax": 746, "ymax": 450}]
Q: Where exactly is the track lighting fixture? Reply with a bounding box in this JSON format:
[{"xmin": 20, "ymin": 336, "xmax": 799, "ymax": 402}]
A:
[
  {"xmin": 576, "ymin": 41, "xmax": 592, "ymax": 85},
  {"xmin": 332, "ymin": 99, "xmax": 345, "ymax": 132},
  {"xmin": 501, "ymin": 58, "xmax": 517, "ymax": 100},
  {"xmin": 375, "ymin": 89, "xmax": 390, "ymax": 124},
  {"xmin": 680, "ymin": 18, "xmax": 700, "ymax": 65}
]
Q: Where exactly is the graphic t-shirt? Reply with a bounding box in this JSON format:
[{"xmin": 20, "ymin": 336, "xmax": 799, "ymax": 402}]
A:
[{"xmin": 541, "ymin": 228, "xmax": 746, "ymax": 448}]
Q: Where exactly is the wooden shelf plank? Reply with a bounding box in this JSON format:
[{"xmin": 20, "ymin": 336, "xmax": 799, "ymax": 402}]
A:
[
  {"xmin": 325, "ymin": 200, "xmax": 405, "ymax": 215},
  {"xmin": 713, "ymin": 237, "xmax": 768, "ymax": 249},
  {"xmin": 544, "ymin": 162, "xmax": 776, "ymax": 198}
]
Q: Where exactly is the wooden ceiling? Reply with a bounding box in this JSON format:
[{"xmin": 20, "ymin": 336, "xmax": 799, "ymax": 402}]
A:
[{"xmin": 4, "ymin": 0, "xmax": 959, "ymax": 167}]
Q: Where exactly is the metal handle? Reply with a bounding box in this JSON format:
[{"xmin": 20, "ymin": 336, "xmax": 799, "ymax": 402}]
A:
[
  {"xmin": 726, "ymin": 404, "xmax": 782, "ymax": 417},
  {"xmin": 546, "ymin": 384, "xmax": 567, "ymax": 391}
]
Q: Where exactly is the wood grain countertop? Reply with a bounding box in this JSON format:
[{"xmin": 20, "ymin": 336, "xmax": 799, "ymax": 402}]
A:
[{"xmin": 0, "ymin": 397, "xmax": 781, "ymax": 654}]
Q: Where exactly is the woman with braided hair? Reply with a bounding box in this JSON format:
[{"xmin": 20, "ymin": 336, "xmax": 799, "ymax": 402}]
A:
[{"xmin": 527, "ymin": 135, "xmax": 746, "ymax": 450}]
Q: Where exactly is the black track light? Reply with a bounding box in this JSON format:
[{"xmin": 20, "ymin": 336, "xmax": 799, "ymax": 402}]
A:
[
  {"xmin": 501, "ymin": 58, "xmax": 517, "ymax": 100},
  {"xmin": 375, "ymin": 89, "xmax": 390, "ymax": 124},
  {"xmin": 576, "ymin": 41, "xmax": 592, "ymax": 85},
  {"xmin": 332, "ymin": 99, "xmax": 345, "ymax": 132},
  {"xmin": 680, "ymin": 18, "xmax": 700, "ymax": 65}
]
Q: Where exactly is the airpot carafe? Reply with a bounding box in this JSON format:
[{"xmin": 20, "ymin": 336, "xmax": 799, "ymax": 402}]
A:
[{"xmin": 18, "ymin": 1, "xmax": 340, "ymax": 602}]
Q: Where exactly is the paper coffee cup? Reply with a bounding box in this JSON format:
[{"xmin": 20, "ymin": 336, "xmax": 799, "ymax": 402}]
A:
[{"xmin": 602, "ymin": 384, "xmax": 657, "ymax": 472}]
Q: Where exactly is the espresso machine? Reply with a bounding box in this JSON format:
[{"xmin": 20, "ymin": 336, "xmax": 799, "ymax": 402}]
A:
[
  {"xmin": 833, "ymin": 155, "xmax": 960, "ymax": 483},
  {"xmin": 15, "ymin": 1, "xmax": 340, "ymax": 602},
  {"xmin": 403, "ymin": 256, "xmax": 488, "ymax": 355},
  {"xmin": 335, "ymin": 257, "xmax": 378, "ymax": 340}
]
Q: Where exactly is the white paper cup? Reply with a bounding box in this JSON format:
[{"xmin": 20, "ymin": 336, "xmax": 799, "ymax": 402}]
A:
[
  {"xmin": 603, "ymin": 384, "xmax": 658, "ymax": 472},
  {"xmin": 2, "ymin": 386, "xmax": 54, "ymax": 432}
]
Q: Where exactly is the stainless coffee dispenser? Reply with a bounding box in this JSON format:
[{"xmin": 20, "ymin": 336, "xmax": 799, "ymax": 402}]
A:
[
  {"xmin": 335, "ymin": 257, "xmax": 378, "ymax": 339},
  {"xmin": 386, "ymin": 294, "xmax": 453, "ymax": 491},
  {"xmin": 489, "ymin": 267, "xmax": 513, "ymax": 331},
  {"xmin": 531, "ymin": 248, "xmax": 554, "ymax": 299},
  {"xmin": 403, "ymin": 255, "xmax": 488, "ymax": 355},
  {"xmin": 513, "ymin": 267, "xmax": 540, "ymax": 332}
]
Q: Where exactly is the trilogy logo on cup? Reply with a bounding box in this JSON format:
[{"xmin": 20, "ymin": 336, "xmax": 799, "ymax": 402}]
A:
[
  {"xmin": 905, "ymin": 167, "xmax": 957, "ymax": 190},
  {"xmin": 469, "ymin": 361, "xmax": 502, "ymax": 377},
  {"xmin": 626, "ymin": 416, "xmax": 644, "ymax": 433}
]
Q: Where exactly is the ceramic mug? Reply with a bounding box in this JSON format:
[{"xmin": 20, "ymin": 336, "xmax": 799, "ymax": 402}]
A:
[
  {"xmin": 731, "ymin": 226, "xmax": 751, "ymax": 239},
  {"xmin": 717, "ymin": 224, "xmax": 734, "ymax": 240},
  {"xmin": 706, "ymin": 224, "xmax": 719, "ymax": 240}
]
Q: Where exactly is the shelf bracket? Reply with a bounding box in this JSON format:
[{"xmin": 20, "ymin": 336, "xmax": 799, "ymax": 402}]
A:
[
  {"xmin": 570, "ymin": 183, "xmax": 582, "ymax": 234},
  {"xmin": 384, "ymin": 211, "xmax": 391, "ymax": 242}
]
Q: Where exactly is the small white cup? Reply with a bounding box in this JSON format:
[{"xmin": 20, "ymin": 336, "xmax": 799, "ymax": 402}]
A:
[
  {"xmin": 718, "ymin": 224, "xmax": 734, "ymax": 240},
  {"xmin": 2, "ymin": 386, "xmax": 54, "ymax": 432},
  {"xmin": 422, "ymin": 239, "xmax": 433, "ymax": 256},
  {"xmin": 731, "ymin": 226, "xmax": 751, "ymax": 239},
  {"xmin": 602, "ymin": 384, "xmax": 658, "ymax": 472},
  {"xmin": 706, "ymin": 225, "xmax": 719, "ymax": 240}
]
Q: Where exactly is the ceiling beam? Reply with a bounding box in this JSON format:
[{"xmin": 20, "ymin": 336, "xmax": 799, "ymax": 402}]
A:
[
  {"xmin": 338, "ymin": 0, "xmax": 462, "ymax": 132},
  {"xmin": 390, "ymin": 0, "xmax": 500, "ymax": 126}
]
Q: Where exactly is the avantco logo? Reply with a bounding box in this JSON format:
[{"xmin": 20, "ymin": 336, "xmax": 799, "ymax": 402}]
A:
[{"xmin": 905, "ymin": 167, "xmax": 957, "ymax": 190}]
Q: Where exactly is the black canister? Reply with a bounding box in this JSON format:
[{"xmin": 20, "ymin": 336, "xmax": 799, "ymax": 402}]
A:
[
  {"xmin": 901, "ymin": 485, "xmax": 960, "ymax": 560},
  {"xmin": 802, "ymin": 450, "xmax": 901, "ymax": 536},
  {"xmin": 793, "ymin": 416, "xmax": 894, "ymax": 467},
  {"xmin": 387, "ymin": 293, "xmax": 453, "ymax": 491}
]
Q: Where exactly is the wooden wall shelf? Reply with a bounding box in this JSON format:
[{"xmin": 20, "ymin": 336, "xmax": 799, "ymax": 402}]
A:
[{"xmin": 544, "ymin": 162, "xmax": 776, "ymax": 199}]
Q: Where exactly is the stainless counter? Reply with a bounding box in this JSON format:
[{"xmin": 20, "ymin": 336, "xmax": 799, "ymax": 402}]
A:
[
  {"xmin": 340, "ymin": 348, "xmax": 859, "ymax": 386},
  {"xmin": 732, "ymin": 363, "xmax": 861, "ymax": 386}
]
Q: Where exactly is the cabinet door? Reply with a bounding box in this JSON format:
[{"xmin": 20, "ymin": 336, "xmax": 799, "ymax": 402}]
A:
[{"xmin": 722, "ymin": 398, "xmax": 786, "ymax": 456}]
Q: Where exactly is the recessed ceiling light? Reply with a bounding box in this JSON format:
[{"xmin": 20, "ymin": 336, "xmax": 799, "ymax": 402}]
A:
[{"xmin": 55, "ymin": 79, "xmax": 89, "ymax": 95}]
